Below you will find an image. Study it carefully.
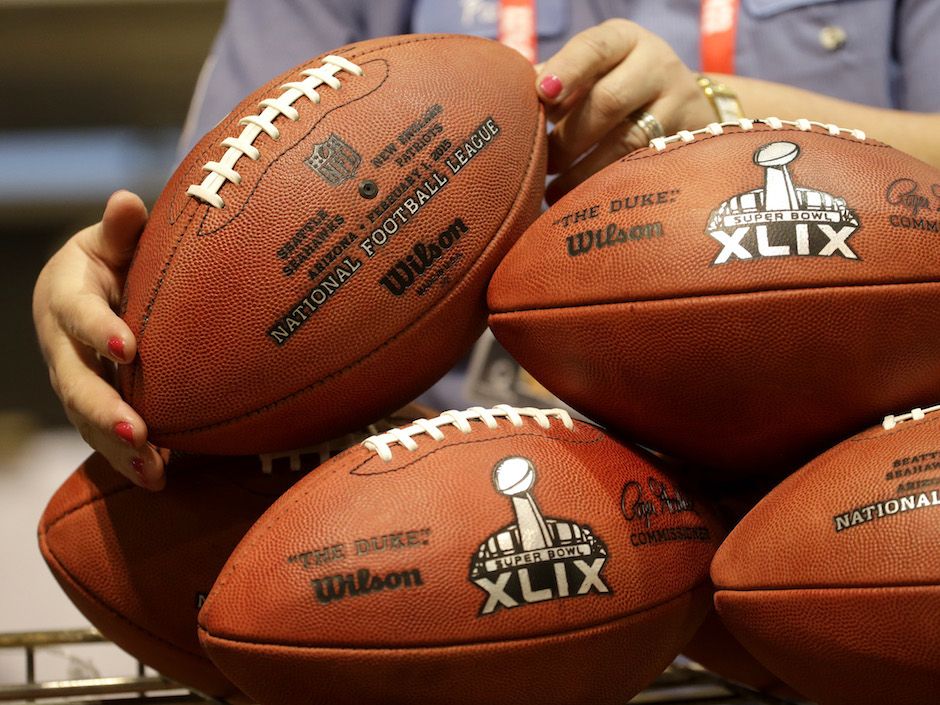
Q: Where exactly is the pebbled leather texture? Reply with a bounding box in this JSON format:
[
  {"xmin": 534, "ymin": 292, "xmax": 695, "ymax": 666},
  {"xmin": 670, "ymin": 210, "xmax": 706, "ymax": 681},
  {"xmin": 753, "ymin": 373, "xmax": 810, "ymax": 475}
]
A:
[
  {"xmin": 489, "ymin": 122, "xmax": 940, "ymax": 477},
  {"xmin": 712, "ymin": 410, "xmax": 940, "ymax": 704},
  {"xmin": 38, "ymin": 452, "xmax": 291, "ymax": 699},
  {"xmin": 119, "ymin": 34, "xmax": 546, "ymax": 454},
  {"xmin": 682, "ymin": 609, "xmax": 801, "ymax": 699},
  {"xmin": 37, "ymin": 408, "xmax": 424, "ymax": 697},
  {"xmin": 199, "ymin": 413, "xmax": 723, "ymax": 705}
]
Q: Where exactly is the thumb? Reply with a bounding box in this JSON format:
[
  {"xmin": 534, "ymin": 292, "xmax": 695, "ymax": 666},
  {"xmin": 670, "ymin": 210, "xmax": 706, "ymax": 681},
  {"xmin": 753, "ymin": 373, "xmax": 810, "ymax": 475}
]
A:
[{"xmin": 90, "ymin": 190, "xmax": 148, "ymax": 271}]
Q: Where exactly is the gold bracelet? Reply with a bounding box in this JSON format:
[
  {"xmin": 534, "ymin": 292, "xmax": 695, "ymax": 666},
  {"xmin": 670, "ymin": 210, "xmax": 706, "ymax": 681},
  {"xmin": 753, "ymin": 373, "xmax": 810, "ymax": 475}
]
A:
[{"xmin": 697, "ymin": 75, "xmax": 745, "ymax": 122}]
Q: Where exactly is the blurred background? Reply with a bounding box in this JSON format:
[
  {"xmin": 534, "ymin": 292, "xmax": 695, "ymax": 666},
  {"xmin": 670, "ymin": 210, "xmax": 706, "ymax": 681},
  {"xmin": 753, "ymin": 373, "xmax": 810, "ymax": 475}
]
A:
[
  {"xmin": 2, "ymin": 0, "xmax": 225, "ymax": 435},
  {"xmin": 0, "ymin": 0, "xmax": 224, "ymax": 685}
]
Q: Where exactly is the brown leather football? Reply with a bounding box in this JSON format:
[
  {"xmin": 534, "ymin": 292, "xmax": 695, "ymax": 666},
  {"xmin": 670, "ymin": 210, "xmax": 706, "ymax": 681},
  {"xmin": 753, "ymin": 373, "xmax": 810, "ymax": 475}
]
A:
[
  {"xmin": 682, "ymin": 610, "xmax": 801, "ymax": 699},
  {"xmin": 488, "ymin": 118, "xmax": 940, "ymax": 476},
  {"xmin": 198, "ymin": 406, "xmax": 723, "ymax": 705},
  {"xmin": 119, "ymin": 34, "xmax": 546, "ymax": 453},
  {"xmin": 37, "ymin": 408, "xmax": 425, "ymax": 698},
  {"xmin": 712, "ymin": 404, "xmax": 940, "ymax": 705}
]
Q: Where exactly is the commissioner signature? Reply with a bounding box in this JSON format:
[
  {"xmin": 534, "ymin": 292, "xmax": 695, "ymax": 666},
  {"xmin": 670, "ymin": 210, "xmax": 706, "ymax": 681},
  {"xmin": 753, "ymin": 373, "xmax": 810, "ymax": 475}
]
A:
[{"xmin": 885, "ymin": 178, "xmax": 939, "ymax": 216}]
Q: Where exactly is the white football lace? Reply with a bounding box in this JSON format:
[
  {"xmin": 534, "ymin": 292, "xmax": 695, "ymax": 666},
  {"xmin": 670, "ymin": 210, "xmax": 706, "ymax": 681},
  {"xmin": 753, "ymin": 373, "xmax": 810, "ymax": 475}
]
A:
[
  {"xmin": 648, "ymin": 117, "xmax": 866, "ymax": 152},
  {"xmin": 187, "ymin": 54, "xmax": 364, "ymax": 209},
  {"xmin": 882, "ymin": 404, "xmax": 940, "ymax": 430},
  {"xmin": 362, "ymin": 405, "xmax": 574, "ymax": 461}
]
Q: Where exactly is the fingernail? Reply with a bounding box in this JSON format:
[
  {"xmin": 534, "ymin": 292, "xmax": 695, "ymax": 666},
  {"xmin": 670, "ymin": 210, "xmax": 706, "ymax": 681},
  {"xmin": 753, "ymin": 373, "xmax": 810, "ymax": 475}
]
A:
[
  {"xmin": 108, "ymin": 336, "xmax": 125, "ymax": 360},
  {"xmin": 131, "ymin": 457, "xmax": 145, "ymax": 478},
  {"xmin": 114, "ymin": 421, "xmax": 135, "ymax": 445},
  {"xmin": 539, "ymin": 74, "xmax": 563, "ymax": 100}
]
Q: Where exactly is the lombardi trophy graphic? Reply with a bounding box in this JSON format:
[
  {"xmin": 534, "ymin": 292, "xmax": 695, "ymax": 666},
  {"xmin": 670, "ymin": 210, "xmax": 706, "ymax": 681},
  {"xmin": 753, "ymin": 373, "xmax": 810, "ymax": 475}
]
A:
[
  {"xmin": 492, "ymin": 457, "xmax": 553, "ymax": 550},
  {"xmin": 470, "ymin": 457, "xmax": 609, "ymax": 615},
  {"xmin": 755, "ymin": 141, "xmax": 801, "ymax": 211},
  {"xmin": 705, "ymin": 139, "xmax": 860, "ymax": 263}
]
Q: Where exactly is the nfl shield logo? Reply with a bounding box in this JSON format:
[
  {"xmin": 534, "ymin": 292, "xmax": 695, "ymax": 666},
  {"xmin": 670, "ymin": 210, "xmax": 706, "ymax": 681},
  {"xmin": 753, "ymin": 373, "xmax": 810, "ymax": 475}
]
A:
[{"xmin": 304, "ymin": 134, "xmax": 361, "ymax": 186}]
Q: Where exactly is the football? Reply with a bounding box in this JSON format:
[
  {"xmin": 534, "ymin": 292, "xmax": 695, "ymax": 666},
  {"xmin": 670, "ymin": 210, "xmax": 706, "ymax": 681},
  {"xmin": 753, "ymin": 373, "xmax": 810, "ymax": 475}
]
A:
[
  {"xmin": 711, "ymin": 404, "xmax": 940, "ymax": 705},
  {"xmin": 37, "ymin": 407, "xmax": 425, "ymax": 697},
  {"xmin": 488, "ymin": 117, "xmax": 940, "ymax": 475},
  {"xmin": 198, "ymin": 406, "xmax": 722, "ymax": 705},
  {"xmin": 119, "ymin": 33, "xmax": 546, "ymax": 453},
  {"xmin": 682, "ymin": 611, "xmax": 799, "ymax": 698}
]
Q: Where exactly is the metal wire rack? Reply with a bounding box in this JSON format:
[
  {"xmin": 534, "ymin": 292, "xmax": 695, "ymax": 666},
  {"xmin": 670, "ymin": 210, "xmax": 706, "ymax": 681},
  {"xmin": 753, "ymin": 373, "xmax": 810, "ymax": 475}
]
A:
[{"xmin": 0, "ymin": 628, "xmax": 804, "ymax": 705}]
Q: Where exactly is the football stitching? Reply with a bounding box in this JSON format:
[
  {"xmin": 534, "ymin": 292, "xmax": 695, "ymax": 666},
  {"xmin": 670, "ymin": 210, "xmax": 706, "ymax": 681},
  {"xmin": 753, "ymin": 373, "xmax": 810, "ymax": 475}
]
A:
[
  {"xmin": 131, "ymin": 34, "xmax": 488, "ymax": 393},
  {"xmin": 40, "ymin": 468, "xmax": 298, "ymax": 669},
  {"xmin": 715, "ymin": 583, "xmax": 940, "ymax": 593},
  {"xmin": 489, "ymin": 277, "xmax": 940, "ymax": 314},
  {"xmin": 40, "ymin": 501, "xmax": 222, "ymax": 668},
  {"xmin": 128, "ymin": 202, "xmax": 207, "ymax": 406},
  {"xmin": 131, "ymin": 199, "xmax": 203, "ymax": 343},
  {"xmin": 201, "ymin": 423, "xmax": 601, "ymax": 625},
  {"xmin": 625, "ymin": 123, "xmax": 890, "ymax": 165},
  {"xmin": 361, "ymin": 407, "xmax": 575, "ymax": 461},
  {"xmin": 849, "ymin": 406, "xmax": 940, "ymax": 442},
  {"xmin": 350, "ymin": 426, "xmax": 605, "ymax": 476},
  {"xmin": 194, "ymin": 57, "xmax": 391, "ymax": 236},
  {"xmin": 199, "ymin": 574, "xmax": 712, "ymax": 650},
  {"xmin": 157, "ymin": 90, "xmax": 545, "ymax": 438}
]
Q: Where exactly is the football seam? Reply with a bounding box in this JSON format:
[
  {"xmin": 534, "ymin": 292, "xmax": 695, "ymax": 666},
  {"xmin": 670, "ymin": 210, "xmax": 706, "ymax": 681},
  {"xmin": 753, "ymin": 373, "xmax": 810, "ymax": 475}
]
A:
[
  {"xmin": 134, "ymin": 33, "xmax": 481, "ymax": 341},
  {"xmin": 714, "ymin": 583, "xmax": 940, "ymax": 593},
  {"xmin": 37, "ymin": 467, "xmax": 309, "ymax": 676},
  {"xmin": 845, "ymin": 406, "xmax": 940, "ymax": 441},
  {"xmin": 198, "ymin": 578, "xmax": 709, "ymax": 651},
  {"xmin": 169, "ymin": 33, "xmax": 474, "ymax": 230},
  {"xmin": 38, "ymin": 524, "xmax": 218, "ymax": 667},
  {"xmin": 129, "ymin": 34, "xmax": 497, "ymax": 402},
  {"xmin": 38, "ymin": 468, "xmax": 298, "ymax": 667},
  {"xmin": 624, "ymin": 124, "xmax": 891, "ymax": 165},
  {"xmin": 200, "ymin": 423, "xmax": 600, "ymax": 618},
  {"xmin": 39, "ymin": 470, "xmax": 287, "ymax": 533},
  {"xmin": 489, "ymin": 279, "xmax": 940, "ymax": 315},
  {"xmin": 153, "ymin": 92, "xmax": 545, "ymax": 438},
  {"xmin": 39, "ymin": 481, "xmax": 138, "ymax": 535},
  {"xmin": 130, "ymin": 199, "xmax": 202, "ymax": 344},
  {"xmin": 194, "ymin": 57, "xmax": 392, "ymax": 238},
  {"xmin": 348, "ymin": 424, "xmax": 605, "ymax": 476}
]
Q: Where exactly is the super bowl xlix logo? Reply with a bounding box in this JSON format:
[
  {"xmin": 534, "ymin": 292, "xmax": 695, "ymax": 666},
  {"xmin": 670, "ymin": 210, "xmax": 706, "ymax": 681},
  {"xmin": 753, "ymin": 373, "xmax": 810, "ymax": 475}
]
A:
[
  {"xmin": 469, "ymin": 457, "xmax": 609, "ymax": 616},
  {"xmin": 706, "ymin": 141, "xmax": 861, "ymax": 264}
]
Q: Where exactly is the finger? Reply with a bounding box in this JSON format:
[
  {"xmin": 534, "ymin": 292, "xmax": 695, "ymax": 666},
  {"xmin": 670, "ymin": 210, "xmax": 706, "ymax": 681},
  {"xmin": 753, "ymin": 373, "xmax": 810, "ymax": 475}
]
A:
[
  {"xmin": 546, "ymin": 94, "xmax": 676, "ymax": 204},
  {"xmin": 535, "ymin": 19, "xmax": 642, "ymax": 106},
  {"xmin": 49, "ymin": 286, "xmax": 137, "ymax": 365},
  {"xmin": 544, "ymin": 84, "xmax": 591, "ymax": 126},
  {"xmin": 85, "ymin": 190, "xmax": 148, "ymax": 272},
  {"xmin": 547, "ymin": 38, "xmax": 661, "ymax": 174},
  {"xmin": 49, "ymin": 333, "xmax": 165, "ymax": 490},
  {"xmin": 37, "ymin": 193, "xmax": 146, "ymax": 365}
]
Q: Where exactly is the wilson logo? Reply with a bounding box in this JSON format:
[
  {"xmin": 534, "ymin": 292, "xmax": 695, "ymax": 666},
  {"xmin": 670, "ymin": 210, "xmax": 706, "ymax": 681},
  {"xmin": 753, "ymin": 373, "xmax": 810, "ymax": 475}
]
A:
[
  {"xmin": 378, "ymin": 217, "xmax": 467, "ymax": 296},
  {"xmin": 566, "ymin": 221, "xmax": 663, "ymax": 257},
  {"xmin": 310, "ymin": 567, "xmax": 423, "ymax": 605}
]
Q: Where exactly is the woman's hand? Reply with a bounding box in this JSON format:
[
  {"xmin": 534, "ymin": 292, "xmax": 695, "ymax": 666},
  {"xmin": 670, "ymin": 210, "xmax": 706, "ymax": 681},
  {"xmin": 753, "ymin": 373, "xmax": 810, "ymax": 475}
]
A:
[
  {"xmin": 33, "ymin": 190, "xmax": 166, "ymax": 490},
  {"xmin": 536, "ymin": 19, "xmax": 717, "ymax": 203}
]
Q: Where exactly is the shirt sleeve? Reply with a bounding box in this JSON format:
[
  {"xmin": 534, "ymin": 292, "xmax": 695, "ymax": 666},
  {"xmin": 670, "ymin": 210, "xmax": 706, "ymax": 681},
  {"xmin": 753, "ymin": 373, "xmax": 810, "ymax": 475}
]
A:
[
  {"xmin": 894, "ymin": 0, "xmax": 940, "ymax": 111},
  {"xmin": 179, "ymin": 0, "xmax": 414, "ymax": 155}
]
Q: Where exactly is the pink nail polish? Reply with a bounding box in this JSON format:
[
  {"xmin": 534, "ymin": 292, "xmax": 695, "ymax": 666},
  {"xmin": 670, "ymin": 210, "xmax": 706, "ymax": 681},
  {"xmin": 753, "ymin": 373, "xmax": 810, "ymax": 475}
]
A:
[
  {"xmin": 131, "ymin": 457, "xmax": 145, "ymax": 477},
  {"xmin": 539, "ymin": 74, "xmax": 563, "ymax": 100},
  {"xmin": 114, "ymin": 421, "xmax": 135, "ymax": 445},
  {"xmin": 108, "ymin": 336, "xmax": 125, "ymax": 360}
]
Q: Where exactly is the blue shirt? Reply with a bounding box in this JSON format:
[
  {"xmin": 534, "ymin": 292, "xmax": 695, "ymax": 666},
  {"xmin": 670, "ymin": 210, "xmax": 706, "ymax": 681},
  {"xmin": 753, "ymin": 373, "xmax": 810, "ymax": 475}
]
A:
[
  {"xmin": 183, "ymin": 0, "xmax": 940, "ymax": 150},
  {"xmin": 179, "ymin": 0, "xmax": 940, "ymax": 412}
]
